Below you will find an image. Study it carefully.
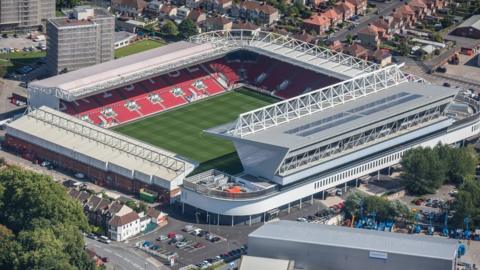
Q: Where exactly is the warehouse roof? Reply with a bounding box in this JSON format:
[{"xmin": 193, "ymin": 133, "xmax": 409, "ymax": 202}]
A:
[
  {"xmin": 239, "ymin": 256, "xmax": 294, "ymax": 270},
  {"xmin": 249, "ymin": 221, "xmax": 458, "ymax": 260},
  {"xmin": 6, "ymin": 107, "xmax": 194, "ymax": 186},
  {"xmin": 456, "ymin": 15, "xmax": 480, "ymax": 31},
  {"xmin": 30, "ymin": 41, "xmax": 212, "ymax": 95},
  {"xmin": 209, "ymin": 82, "xmax": 458, "ymax": 150}
]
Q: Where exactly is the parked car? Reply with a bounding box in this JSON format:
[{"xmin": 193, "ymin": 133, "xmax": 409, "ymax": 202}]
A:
[
  {"xmin": 176, "ymin": 241, "xmax": 187, "ymax": 248},
  {"xmin": 99, "ymin": 236, "xmax": 111, "ymax": 244},
  {"xmin": 87, "ymin": 233, "xmax": 98, "ymax": 240},
  {"xmin": 443, "ymin": 82, "xmax": 451, "ymax": 87},
  {"xmin": 157, "ymin": 235, "xmax": 168, "ymax": 241}
]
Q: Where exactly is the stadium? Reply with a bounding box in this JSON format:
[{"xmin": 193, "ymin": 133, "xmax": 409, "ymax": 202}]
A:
[{"xmin": 4, "ymin": 30, "xmax": 480, "ymax": 222}]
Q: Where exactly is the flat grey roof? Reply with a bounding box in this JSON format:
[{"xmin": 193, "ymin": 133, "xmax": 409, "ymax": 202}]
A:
[
  {"xmin": 210, "ymin": 82, "xmax": 458, "ymax": 150},
  {"xmin": 249, "ymin": 220, "xmax": 458, "ymax": 260},
  {"xmin": 30, "ymin": 41, "xmax": 210, "ymax": 94},
  {"xmin": 239, "ymin": 255, "xmax": 293, "ymax": 270}
]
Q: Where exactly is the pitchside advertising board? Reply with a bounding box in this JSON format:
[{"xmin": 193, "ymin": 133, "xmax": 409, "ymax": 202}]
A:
[{"xmin": 369, "ymin": 251, "xmax": 388, "ymax": 260}]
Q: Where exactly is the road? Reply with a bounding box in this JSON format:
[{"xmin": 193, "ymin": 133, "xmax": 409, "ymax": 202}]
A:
[
  {"xmin": 85, "ymin": 238, "xmax": 169, "ymax": 270},
  {"xmin": 329, "ymin": 0, "xmax": 405, "ymax": 42}
]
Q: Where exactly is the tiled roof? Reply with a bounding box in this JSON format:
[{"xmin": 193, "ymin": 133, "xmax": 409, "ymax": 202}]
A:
[
  {"xmin": 335, "ymin": 1, "xmax": 355, "ymax": 13},
  {"xmin": 303, "ymin": 14, "xmax": 330, "ymax": 26},
  {"xmin": 112, "ymin": 0, "xmax": 148, "ymax": 10},
  {"xmin": 323, "ymin": 8, "xmax": 340, "ymax": 20},
  {"xmin": 109, "ymin": 211, "xmax": 140, "ymax": 227}
]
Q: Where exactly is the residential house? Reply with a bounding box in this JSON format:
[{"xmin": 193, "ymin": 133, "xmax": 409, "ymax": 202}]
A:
[
  {"xmin": 146, "ymin": 208, "xmax": 168, "ymax": 226},
  {"xmin": 322, "ymin": 8, "xmax": 341, "ymax": 28},
  {"xmin": 334, "ymin": 0, "xmax": 355, "ymax": 22},
  {"xmin": 391, "ymin": 4, "xmax": 416, "ymax": 29},
  {"xmin": 293, "ymin": 32, "xmax": 315, "ymax": 43},
  {"xmin": 231, "ymin": 1, "xmax": 279, "ymax": 26},
  {"xmin": 369, "ymin": 48, "xmax": 392, "ymax": 67},
  {"xmin": 409, "ymin": 0, "xmax": 429, "ymax": 19},
  {"xmin": 111, "ymin": 0, "xmax": 148, "ymax": 18},
  {"xmin": 84, "ymin": 195, "xmax": 111, "ymax": 229},
  {"xmin": 346, "ymin": 0, "xmax": 367, "ymax": 15},
  {"xmin": 159, "ymin": 4, "xmax": 178, "ymax": 19},
  {"xmin": 144, "ymin": 1, "xmax": 163, "ymax": 18},
  {"xmin": 187, "ymin": 9, "xmax": 207, "ymax": 24},
  {"xmin": 303, "ymin": 14, "xmax": 330, "ymax": 35},
  {"xmin": 186, "ymin": 0, "xmax": 204, "ymax": 9},
  {"xmin": 108, "ymin": 205, "xmax": 141, "ymax": 241},
  {"xmin": 343, "ymin": 43, "xmax": 369, "ymax": 60},
  {"xmin": 357, "ymin": 23, "xmax": 385, "ymax": 48},
  {"xmin": 176, "ymin": 6, "xmax": 191, "ymax": 21},
  {"xmin": 232, "ymin": 21, "xmax": 261, "ymax": 31},
  {"xmin": 203, "ymin": 16, "xmax": 233, "ymax": 31},
  {"xmin": 204, "ymin": 0, "xmax": 233, "ymax": 14},
  {"xmin": 309, "ymin": 0, "xmax": 326, "ymax": 7}
]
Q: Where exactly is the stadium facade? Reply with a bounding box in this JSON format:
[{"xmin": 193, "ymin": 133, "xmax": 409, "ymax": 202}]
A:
[{"xmin": 5, "ymin": 30, "xmax": 480, "ymax": 218}]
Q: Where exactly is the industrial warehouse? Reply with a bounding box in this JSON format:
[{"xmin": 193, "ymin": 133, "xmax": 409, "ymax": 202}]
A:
[{"xmin": 247, "ymin": 220, "xmax": 459, "ymax": 270}]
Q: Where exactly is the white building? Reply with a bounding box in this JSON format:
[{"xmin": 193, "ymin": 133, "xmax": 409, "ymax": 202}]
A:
[{"xmin": 108, "ymin": 205, "xmax": 141, "ymax": 241}]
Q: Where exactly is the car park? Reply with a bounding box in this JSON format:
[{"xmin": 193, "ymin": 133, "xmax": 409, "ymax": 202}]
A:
[{"xmin": 156, "ymin": 234, "xmax": 168, "ymax": 241}]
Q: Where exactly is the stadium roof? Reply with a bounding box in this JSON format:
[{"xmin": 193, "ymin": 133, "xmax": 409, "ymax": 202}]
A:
[
  {"xmin": 249, "ymin": 220, "xmax": 458, "ymax": 260},
  {"xmin": 209, "ymin": 81, "xmax": 458, "ymax": 150},
  {"xmin": 7, "ymin": 107, "xmax": 194, "ymax": 186},
  {"xmin": 29, "ymin": 30, "xmax": 379, "ymax": 102},
  {"xmin": 29, "ymin": 41, "xmax": 214, "ymax": 100}
]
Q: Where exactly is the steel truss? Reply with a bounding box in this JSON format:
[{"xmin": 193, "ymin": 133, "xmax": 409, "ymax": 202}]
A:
[
  {"xmin": 30, "ymin": 29, "xmax": 379, "ymax": 102},
  {"xmin": 278, "ymin": 105, "xmax": 445, "ymax": 175},
  {"xmin": 225, "ymin": 64, "xmax": 408, "ymax": 137},
  {"xmin": 189, "ymin": 30, "xmax": 379, "ymax": 73},
  {"xmin": 28, "ymin": 108, "xmax": 186, "ymax": 174},
  {"xmin": 28, "ymin": 47, "xmax": 230, "ymax": 102}
]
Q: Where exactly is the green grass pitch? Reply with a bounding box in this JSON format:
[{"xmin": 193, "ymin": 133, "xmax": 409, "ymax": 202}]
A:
[{"xmin": 113, "ymin": 88, "xmax": 278, "ymax": 174}]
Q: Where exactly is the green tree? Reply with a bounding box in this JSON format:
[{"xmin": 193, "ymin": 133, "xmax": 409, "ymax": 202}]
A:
[
  {"xmin": 178, "ymin": 19, "xmax": 198, "ymax": 39},
  {"xmin": 161, "ymin": 20, "xmax": 179, "ymax": 37},
  {"xmin": 401, "ymin": 147, "xmax": 446, "ymax": 195},
  {"xmin": 346, "ymin": 33, "xmax": 353, "ymax": 44},
  {"xmin": 446, "ymin": 147, "xmax": 477, "ymax": 185},
  {"xmin": 56, "ymin": 0, "xmax": 81, "ymax": 8},
  {"xmin": 451, "ymin": 177, "xmax": 480, "ymax": 228},
  {"xmin": 432, "ymin": 32, "xmax": 443, "ymax": 43},
  {"xmin": 344, "ymin": 192, "xmax": 410, "ymax": 221},
  {"xmin": 0, "ymin": 166, "xmax": 95, "ymax": 270},
  {"xmin": 397, "ymin": 40, "xmax": 410, "ymax": 56}
]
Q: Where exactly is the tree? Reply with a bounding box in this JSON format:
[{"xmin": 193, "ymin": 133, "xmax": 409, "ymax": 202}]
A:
[
  {"xmin": 344, "ymin": 192, "xmax": 411, "ymax": 221},
  {"xmin": 161, "ymin": 20, "xmax": 179, "ymax": 37},
  {"xmin": 346, "ymin": 33, "xmax": 353, "ymax": 44},
  {"xmin": 397, "ymin": 40, "xmax": 410, "ymax": 56},
  {"xmin": 56, "ymin": 0, "xmax": 81, "ymax": 8},
  {"xmin": 432, "ymin": 32, "xmax": 443, "ymax": 43},
  {"xmin": 178, "ymin": 19, "xmax": 198, "ymax": 39},
  {"xmin": 401, "ymin": 147, "xmax": 446, "ymax": 195},
  {"xmin": 445, "ymin": 147, "xmax": 477, "ymax": 185},
  {"xmin": 0, "ymin": 166, "xmax": 95, "ymax": 270},
  {"xmin": 451, "ymin": 177, "xmax": 480, "ymax": 228}
]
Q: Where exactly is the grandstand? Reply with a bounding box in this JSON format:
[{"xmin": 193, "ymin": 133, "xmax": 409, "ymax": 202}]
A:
[
  {"xmin": 180, "ymin": 64, "xmax": 480, "ymax": 225},
  {"xmin": 9, "ymin": 30, "xmax": 478, "ymax": 219}
]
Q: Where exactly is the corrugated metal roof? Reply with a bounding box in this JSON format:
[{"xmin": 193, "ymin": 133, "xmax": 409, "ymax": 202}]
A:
[
  {"xmin": 249, "ymin": 220, "xmax": 458, "ymax": 260},
  {"xmin": 30, "ymin": 41, "xmax": 211, "ymax": 93},
  {"xmin": 457, "ymin": 15, "xmax": 480, "ymax": 31},
  {"xmin": 209, "ymin": 82, "xmax": 458, "ymax": 150}
]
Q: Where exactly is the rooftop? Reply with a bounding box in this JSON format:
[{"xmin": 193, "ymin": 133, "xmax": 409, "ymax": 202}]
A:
[
  {"xmin": 456, "ymin": 14, "xmax": 480, "ymax": 31},
  {"xmin": 249, "ymin": 220, "xmax": 458, "ymax": 260},
  {"xmin": 7, "ymin": 107, "xmax": 194, "ymax": 186},
  {"xmin": 239, "ymin": 255, "xmax": 294, "ymax": 270},
  {"xmin": 209, "ymin": 81, "xmax": 457, "ymax": 150},
  {"xmin": 30, "ymin": 41, "xmax": 212, "ymax": 98}
]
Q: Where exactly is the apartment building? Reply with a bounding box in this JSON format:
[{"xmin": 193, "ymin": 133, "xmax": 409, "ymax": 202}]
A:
[
  {"xmin": 0, "ymin": 0, "xmax": 55, "ymax": 31},
  {"xmin": 46, "ymin": 6, "xmax": 114, "ymax": 75}
]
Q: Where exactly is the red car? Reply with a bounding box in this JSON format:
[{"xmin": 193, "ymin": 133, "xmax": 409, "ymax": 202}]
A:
[{"xmin": 167, "ymin": 232, "xmax": 176, "ymax": 238}]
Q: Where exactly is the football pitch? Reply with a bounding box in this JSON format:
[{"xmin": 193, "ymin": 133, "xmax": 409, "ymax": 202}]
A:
[{"xmin": 113, "ymin": 88, "xmax": 278, "ymax": 174}]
